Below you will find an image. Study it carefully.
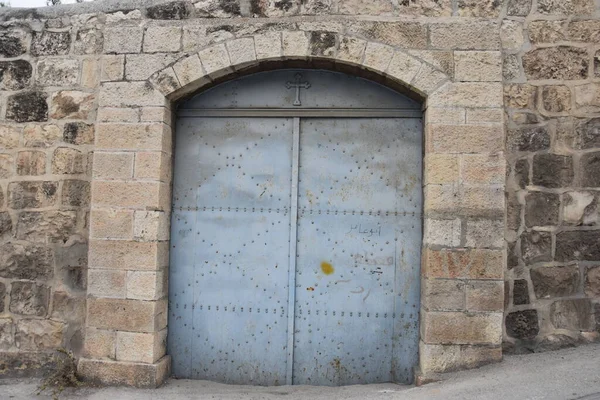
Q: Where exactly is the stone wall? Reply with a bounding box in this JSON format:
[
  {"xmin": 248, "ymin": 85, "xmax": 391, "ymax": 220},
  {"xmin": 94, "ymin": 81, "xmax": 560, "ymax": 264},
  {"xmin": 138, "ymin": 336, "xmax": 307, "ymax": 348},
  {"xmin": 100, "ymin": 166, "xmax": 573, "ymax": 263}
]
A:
[{"xmin": 0, "ymin": 0, "xmax": 597, "ymax": 384}]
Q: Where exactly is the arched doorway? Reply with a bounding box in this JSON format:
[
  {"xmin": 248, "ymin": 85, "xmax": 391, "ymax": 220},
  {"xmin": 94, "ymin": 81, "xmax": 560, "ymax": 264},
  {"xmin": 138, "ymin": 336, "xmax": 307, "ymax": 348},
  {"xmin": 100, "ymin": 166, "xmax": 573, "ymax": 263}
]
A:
[{"xmin": 168, "ymin": 69, "xmax": 423, "ymax": 386}]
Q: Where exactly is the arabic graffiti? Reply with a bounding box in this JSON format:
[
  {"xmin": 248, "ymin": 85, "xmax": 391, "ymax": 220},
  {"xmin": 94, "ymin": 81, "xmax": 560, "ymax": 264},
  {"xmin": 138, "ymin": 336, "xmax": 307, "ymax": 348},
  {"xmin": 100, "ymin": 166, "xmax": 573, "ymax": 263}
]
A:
[{"xmin": 347, "ymin": 224, "xmax": 382, "ymax": 237}]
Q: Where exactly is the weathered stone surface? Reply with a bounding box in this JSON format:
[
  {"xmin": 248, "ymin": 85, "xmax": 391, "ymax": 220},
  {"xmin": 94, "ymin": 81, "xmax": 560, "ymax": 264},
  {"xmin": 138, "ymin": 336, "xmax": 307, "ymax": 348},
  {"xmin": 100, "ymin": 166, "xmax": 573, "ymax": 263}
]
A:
[
  {"xmin": 465, "ymin": 219, "xmax": 503, "ymax": 248},
  {"xmin": 0, "ymin": 284, "xmax": 5, "ymax": 314},
  {"xmin": 542, "ymin": 86, "xmax": 571, "ymax": 113},
  {"xmin": 457, "ymin": 0, "xmax": 501, "ymax": 17},
  {"xmin": 9, "ymin": 282, "xmax": 50, "ymax": 317},
  {"xmin": 50, "ymin": 91, "xmax": 95, "ymax": 120},
  {"xmin": 62, "ymin": 180, "xmax": 90, "ymax": 207},
  {"xmin": 0, "ymin": 28, "xmax": 27, "ymax": 58},
  {"xmin": 125, "ymin": 54, "xmax": 178, "ymax": 81},
  {"xmin": 6, "ymin": 92, "xmax": 48, "ymax": 123},
  {"xmin": 309, "ymin": 31, "xmax": 336, "ymax": 57},
  {"xmin": 506, "ymin": 310, "xmax": 539, "ymax": 340},
  {"xmin": 515, "ymin": 159, "xmax": 529, "ymax": 188},
  {"xmin": 78, "ymin": 356, "xmax": 171, "ymax": 388},
  {"xmin": 87, "ymin": 298, "xmax": 164, "ymax": 332},
  {"xmin": 531, "ymin": 266, "xmax": 579, "ymax": 299},
  {"xmin": 16, "ymin": 151, "xmax": 46, "ymax": 176},
  {"xmin": 104, "ymin": 26, "xmax": 143, "ymax": 53},
  {"xmin": 507, "ymin": 127, "xmax": 550, "ymax": 152},
  {"xmin": 585, "ymin": 266, "xmax": 600, "ymax": 297},
  {"xmin": 574, "ymin": 118, "xmax": 600, "ymax": 150},
  {"xmin": 581, "ymin": 152, "xmax": 600, "ymax": 187},
  {"xmin": 16, "ymin": 211, "xmax": 77, "ymax": 243},
  {"xmin": 337, "ymin": 0, "xmax": 392, "ymax": 15},
  {"xmin": 430, "ymin": 21, "xmax": 500, "ymax": 50},
  {"xmin": 0, "ymin": 317, "xmax": 13, "ymax": 348},
  {"xmin": 523, "ymin": 47, "xmax": 588, "ymax": 80},
  {"xmin": 513, "ymin": 280, "xmax": 530, "ymax": 305},
  {"xmin": 563, "ymin": 191, "xmax": 598, "ymax": 225},
  {"xmin": 63, "ymin": 122, "xmax": 95, "ymax": 145},
  {"xmin": 15, "ymin": 319, "xmax": 64, "ymax": 351},
  {"xmin": 147, "ymin": 1, "xmax": 191, "ymax": 19},
  {"xmin": 8, "ymin": 181, "xmax": 58, "ymax": 209},
  {"xmin": 31, "ymin": 31, "xmax": 71, "ymax": 56},
  {"xmin": 507, "ymin": 0, "xmax": 532, "ymax": 16},
  {"xmin": 0, "ymin": 154, "xmax": 12, "ymax": 179},
  {"xmin": 0, "ymin": 60, "xmax": 32, "ymax": 90},
  {"xmin": 0, "ymin": 212, "xmax": 12, "ymax": 241},
  {"xmin": 503, "ymin": 54, "xmax": 521, "ymax": 81},
  {"xmin": 424, "ymin": 279, "xmax": 465, "ymax": 311},
  {"xmin": 454, "ymin": 51, "xmax": 502, "ymax": 82},
  {"xmin": 23, "ymin": 124, "xmax": 60, "ymax": 148},
  {"xmin": 466, "ymin": 281, "xmax": 504, "ymax": 312},
  {"xmin": 501, "ymin": 20, "xmax": 525, "ymax": 51},
  {"xmin": 423, "ymin": 311, "xmax": 502, "ymax": 345},
  {"xmin": 37, "ymin": 59, "xmax": 79, "ymax": 86},
  {"xmin": 521, "ymin": 230, "xmax": 552, "ymax": 264},
  {"xmin": 144, "ymin": 27, "xmax": 182, "ymax": 53},
  {"xmin": 504, "ymin": 84, "xmax": 536, "ymax": 109},
  {"xmin": 423, "ymin": 248, "xmax": 503, "ymax": 280},
  {"xmin": 0, "ymin": 243, "xmax": 53, "ymax": 280},
  {"xmin": 538, "ymin": 0, "xmax": 595, "ymax": 15},
  {"xmin": 536, "ymin": 334, "xmax": 580, "ymax": 352},
  {"xmin": 532, "ymin": 154, "xmax": 574, "ymax": 188},
  {"xmin": 575, "ymin": 83, "xmax": 600, "ymax": 113},
  {"xmin": 52, "ymin": 148, "xmax": 85, "ymax": 175},
  {"xmin": 556, "ymin": 231, "xmax": 600, "ymax": 262},
  {"xmin": 525, "ymin": 192, "xmax": 559, "ymax": 227},
  {"xmin": 529, "ymin": 21, "xmax": 565, "ymax": 44},
  {"xmin": 51, "ymin": 292, "xmax": 86, "ymax": 322},
  {"xmin": 74, "ymin": 28, "xmax": 104, "ymax": 54},
  {"xmin": 347, "ymin": 21, "xmax": 428, "ymax": 49},
  {"xmin": 551, "ymin": 299, "xmax": 595, "ymax": 330}
]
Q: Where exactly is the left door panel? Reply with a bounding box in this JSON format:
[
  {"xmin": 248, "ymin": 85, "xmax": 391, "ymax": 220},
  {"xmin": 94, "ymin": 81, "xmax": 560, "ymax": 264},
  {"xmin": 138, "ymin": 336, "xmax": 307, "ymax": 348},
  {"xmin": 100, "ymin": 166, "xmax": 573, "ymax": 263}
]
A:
[{"xmin": 169, "ymin": 118, "xmax": 293, "ymax": 385}]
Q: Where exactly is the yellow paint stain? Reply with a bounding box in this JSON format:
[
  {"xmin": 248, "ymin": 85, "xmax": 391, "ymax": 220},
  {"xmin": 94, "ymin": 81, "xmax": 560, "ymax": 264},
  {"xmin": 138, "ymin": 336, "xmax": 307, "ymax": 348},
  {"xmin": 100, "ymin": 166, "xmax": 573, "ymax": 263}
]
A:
[{"xmin": 320, "ymin": 261, "xmax": 334, "ymax": 275}]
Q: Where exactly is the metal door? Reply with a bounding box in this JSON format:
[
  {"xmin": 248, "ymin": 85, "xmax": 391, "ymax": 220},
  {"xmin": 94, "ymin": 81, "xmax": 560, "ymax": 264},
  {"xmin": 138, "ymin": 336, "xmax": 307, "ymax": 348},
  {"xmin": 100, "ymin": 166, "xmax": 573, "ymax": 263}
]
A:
[{"xmin": 169, "ymin": 69, "xmax": 423, "ymax": 386}]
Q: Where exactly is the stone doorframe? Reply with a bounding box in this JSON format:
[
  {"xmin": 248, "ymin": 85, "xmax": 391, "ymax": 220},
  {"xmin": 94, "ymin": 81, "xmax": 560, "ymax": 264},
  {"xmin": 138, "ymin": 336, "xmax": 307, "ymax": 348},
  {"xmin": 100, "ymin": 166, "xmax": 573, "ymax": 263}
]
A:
[{"xmin": 79, "ymin": 30, "xmax": 506, "ymax": 387}]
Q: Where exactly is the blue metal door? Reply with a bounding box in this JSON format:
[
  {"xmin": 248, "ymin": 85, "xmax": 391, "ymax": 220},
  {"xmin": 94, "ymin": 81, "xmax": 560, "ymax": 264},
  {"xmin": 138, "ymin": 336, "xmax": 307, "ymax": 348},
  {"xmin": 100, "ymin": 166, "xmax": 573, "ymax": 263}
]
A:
[{"xmin": 169, "ymin": 70, "xmax": 423, "ymax": 386}]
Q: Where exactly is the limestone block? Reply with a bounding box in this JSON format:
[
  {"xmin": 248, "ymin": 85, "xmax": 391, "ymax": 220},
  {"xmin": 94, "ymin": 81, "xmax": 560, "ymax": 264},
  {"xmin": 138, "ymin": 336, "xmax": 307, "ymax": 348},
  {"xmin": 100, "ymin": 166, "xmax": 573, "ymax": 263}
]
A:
[
  {"xmin": 461, "ymin": 154, "xmax": 504, "ymax": 185},
  {"xmin": 15, "ymin": 319, "xmax": 64, "ymax": 351},
  {"xmin": 172, "ymin": 54, "xmax": 206, "ymax": 88},
  {"xmin": 147, "ymin": 2, "xmax": 191, "ymax": 19},
  {"xmin": 430, "ymin": 124, "xmax": 503, "ymax": 153},
  {"xmin": 521, "ymin": 230, "xmax": 552, "ymax": 264},
  {"xmin": 457, "ymin": 0, "xmax": 501, "ymax": 17},
  {"xmin": 430, "ymin": 21, "xmax": 500, "ymax": 50},
  {"xmin": 348, "ymin": 21, "xmax": 428, "ymax": 49},
  {"xmin": 63, "ymin": 122, "xmax": 94, "ymax": 145},
  {"xmin": 568, "ymin": 20, "xmax": 600, "ymax": 42},
  {"xmin": 135, "ymin": 152, "xmax": 170, "ymax": 182},
  {"xmin": 429, "ymin": 82, "xmax": 503, "ymax": 108},
  {"xmin": 362, "ymin": 42, "xmax": 393, "ymax": 72},
  {"xmin": 420, "ymin": 342, "xmax": 501, "ymax": 374},
  {"xmin": 426, "ymin": 108, "xmax": 465, "ymax": 125},
  {"xmin": 84, "ymin": 328, "xmax": 116, "ymax": 359},
  {"xmin": 504, "ymin": 84, "xmax": 536, "ymax": 109},
  {"xmin": 134, "ymin": 211, "xmax": 170, "ymax": 242},
  {"xmin": 78, "ymin": 356, "xmax": 171, "ymax": 388},
  {"xmin": 88, "ymin": 240, "xmax": 169, "ymax": 271},
  {"xmin": 144, "ymin": 27, "xmax": 182, "ymax": 53},
  {"xmin": 9, "ymin": 282, "xmax": 50, "ymax": 317},
  {"xmin": 505, "ymin": 310, "xmax": 539, "ymax": 339},
  {"xmin": 422, "ymin": 248, "xmax": 503, "ymax": 279},
  {"xmin": 74, "ymin": 28, "xmax": 104, "ymax": 54},
  {"xmin": 31, "ymin": 31, "xmax": 71, "ymax": 56},
  {"xmin": 0, "ymin": 318, "xmax": 13, "ymax": 349},
  {"xmin": 574, "ymin": 83, "xmax": 600, "ymax": 113},
  {"xmin": 584, "ymin": 266, "xmax": 600, "ymax": 297},
  {"xmin": 8, "ymin": 181, "xmax": 58, "ymax": 209},
  {"xmin": 0, "ymin": 213, "xmax": 11, "ymax": 241},
  {"xmin": 50, "ymin": 91, "xmax": 95, "ymax": 120},
  {"xmin": 16, "ymin": 211, "xmax": 77, "ymax": 243},
  {"xmin": 101, "ymin": 55, "xmax": 124, "ymax": 81},
  {"xmin": 465, "ymin": 219, "xmax": 504, "ymax": 248},
  {"xmin": 500, "ymin": 20, "xmax": 525, "ymax": 51},
  {"xmin": 0, "ymin": 60, "xmax": 32, "ymax": 90},
  {"xmin": 87, "ymin": 298, "xmax": 164, "ymax": 332},
  {"xmin": 422, "ymin": 311, "xmax": 502, "ymax": 345},
  {"xmin": 550, "ymin": 299, "xmax": 595, "ymax": 331},
  {"xmin": 0, "ymin": 243, "xmax": 53, "ymax": 280},
  {"xmin": 52, "ymin": 148, "xmax": 85, "ymax": 175},
  {"xmin": 227, "ymin": 37, "xmax": 257, "ymax": 68},
  {"xmin": 82, "ymin": 58, "xmax": 100, "ymax": 88},
  {"xmin": 423, "ymin": 279, "xmax": 465, "ymax": 311},
  {"xmin": 466, "ymin": 281, "xmax": 503, "ymax": 312},
  {"xmin": 525, "ymin": 191, "xmax": 559, "ymax": 227},
  {"xmin": 0, "ymin": 126, "xmax": 20, "ymax": 149},
  {"xmin": 507, "ymin": 0, "xmax": 532, "ymax": 16},
  {"xmin": 537, "ymin": 0, "xmax": 595, "ymax": 15},
  {"xmin": 0, "ymin": 154, "xmax": 13, "ymax": 179},
  {"xmin": 523, "ymin": 47, "xmax": 588, "ymax": 80},
  {"xmin": 506, "ymin": 126, "xmax": 550, "ymax": 153},
  {"xmin": 424, "ymin": 218, "xmax": 461, "ymax": 247},
  {"xmin": 194, "ymin": 0, "xmax": 243, "ymax": 17},
  {"xmin": 104, "ymin": 27, "xmax": 143, "ymax": 54},
  {"xmin": 531, "ymin": 266, "xmax": 579, "ymax": 299},
  {"xmin": 16, "ymin": 151, "xmax": 45, "ymax": 176},
  {"xmin": 141, "ymin": 107, "xmax": 172, "ymax": 125},
  {"xmin": 97, "ymin": 107, "xmax": 138, "ymax": 123},
  {"xmin": 308, "ymin": 31, "xmax": 336, "ymax": 58},
  {"xmin": 282, "ymin": 31, "xmax": 309, "ymax": 58},
  {"xmin": 529, "ymin": 21, "xmax": 565, "ymax": 44},
  {"xmin": 149, "ymin": 67, "xmax": 181, "ymax": 96},
  {"xmin": 51, "ymin": 291, "xmax": 86, "ymax": 322},
  {"xmin": 99, "ymin": 82, "xmax": 166, "ymax": 107},
  {"xmin": 581, "ymin": 152, "xmax": 600, "ymax": 187},
  {"xmin": 116, "ymin": 329, "xmax": 167, "ymax": 363},
  {"xmin": 0, "ymin": 28, "xmax": 27, "ymax": 57},
  {"xmin": 91, "ymin": 209, "xmax": 134, "ymax": 240},
  {"xmin": 563, "ymin": 191, "xmax": 598, "ymax": 225},
  {"xmin": 338, "ymin": 0, "xmax": 393, "ymax": 14},
  {"xmin": 410, "ymin": 64, "xmax": 448, "ymax": 95},
  {"xmin": 22, "ymin": 125, "xmax": 59, "ymax": 149},
  {"xmin": 465, "ymin": 108, "xmax": 503, "ymax": 124},
  {"xmin": 336, "ymin": 36, "xmax": 365, "ymax": 65},
  {"xmin": 454, "ymin": 51, "xmax": 502, "ymax": 82},
  {"xmin": 88, "ymin": 270, "xmax": 127, "ymax": 298},
  {"xmin": 37, "ymin": 59, "xmax": 80, "ymax": 86},
  {"xmin": 6, "ymin": 91, "xmax": 48, "ymax": 123},
  {"xmin": 95, "ymin": 123, "xmax": 169, "ymax": 151},
  {"xmin": 541, "ymin": 86, "xmax": 571, "ymax": 113},
  {"xmin": 198, "ymin": 44, "xmax": 232, "ymax": 80},
  {"xmin": 93, "ymin": 152, "xmax": 134, "ymax": 180},
  {"xmin": 503, "ymin": 55, "xmax": 522, "ymax": 82},
  {"xmin": 91, "ymin": 181, "xmax": 169, "ymax": 210},
  {"xmin": 125, "ymin": 54, "xmax": 178, "ymax": 81},
  {"xmin": 254, "ymin": 32, "xmax": 282, "ymax": 60},
  {"xmin": 126, "ymin": 271, "xmax": 166, "ymax": 301},
  {"xmin": 532, "ymin": 153, "xmax": 573, "ymax": 188},
  {"xmin": 62, "ymin": 180, "xmax": 90, "ymax": 207},
  {"xmin": 556, "ymin": 230, "xmax": 600, "ymax": 261}
]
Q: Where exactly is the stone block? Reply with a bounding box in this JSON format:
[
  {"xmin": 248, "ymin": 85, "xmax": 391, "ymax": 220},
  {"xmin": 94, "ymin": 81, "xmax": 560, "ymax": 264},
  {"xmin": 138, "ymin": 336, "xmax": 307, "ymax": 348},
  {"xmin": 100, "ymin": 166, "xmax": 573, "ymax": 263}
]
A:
[
  {"xmin": 99, "ymin": 82, "xmax": 166, "ymax": 108},
  {"xmin": 134, "ymin": 211, "xmax": 170, "ymax": 242},
  {"xmin": 82, "ymin": 58, "xmax": 100, "ymax": 88},
  {"xmin": 424, "ymin": 218, "xmax": 461, "ymax": 247},
  {"xmin": 9, "ymin": 282, "xmax": 50, "ymax": 317},
  {"xmin": 338, "ymin": 0, "xmax": 393, "ymax": 14},
  {"xmin": 430, "ymin": 124, "xmax": 503, "ymax": 153},
  {"xmin": 505, "ymin": 310, "xmax": 539, "ymax": 339},
  {"xmin": 466, "ymin": 281, "xmax": 503, "ymax": 312},
  {"xmin": 581, "ymin": 152, "xmax": 600, "ymax": 187},
  {"xmin": 529, "ymin": 21, "xmax": 565, "ymax": 44},
  {"xmin": 91, "ymin": 209, "xmax": 133, "ymax": 240},
  {"xmin": 282, "ymin": 31, "xmax": 309, "ymax": 58},
  {"xmin": 551, "ymin": 299, "xmax": 595, "ymax": 331},
  {"xmin": 63, "ymin": 122, "xmax": 94, "ymax": 145},
  {"xmin": 521, "ymin": 230, "xmax": 552, "ymax": 264},
  {"xmin": 15, "ymin": 319, "xmax": 64, "ymax": 351},
  {"xmin": 127, "ymin": 271, "xmax": 166, "ymax": 301},
  {"xmin": 423, "ymin": 279, "xmax": 465, "ymax": 311},
  {"xmin": 525, "ymin": 192, "xmax": 559, "ymax": 227},
  {"xmin": 89, "ymin": 240, "xmax": 168, "ymax": 271},
  {"xmin": 422, "ymin": 311, "xmax": 502, "ymax": 345},
  {"xmin": 147, "ymin": 2, "xmax": 191, "ymax": 19},
  {"xmin": 62, "ymin": 180, "xmax": 90, "ymax": 207},
  {"xmin": 149, "ymin": 67, "xmax": 181, "ymax": 96},
  {"xmin": 16, "ymin": 151, "xmax": 45, "ymax": 176},
  {"xmin": 50, "ymin": 91, "xmax": 95, "ymax": 120},
  {"xmin": 0, "ymin": 154, "xmax": 12, "ymax": 180},
  {"xmin": 126, "ymin": 54, "xmax": 178, "ymax": 81},
  {"xmin": 6, "ymin": 91, "xmax": 48, "ymax": 123},
  {"xmin": 337, "ymin": 36, "xmax": 365, "ymax": 64},
  {"xmin": 74, "ymin": 28, "xmax": 104, "ymax": 54},
  {"xmin": 556, "ymin": 231, "xmax": 600, "ymax": 262},
  {"xmin": 36, "ymin": 59, "xmax": 79, "ymax": 86},
  {"xmin": 116, "ymin": 330, "xmax": 167, "ymax": 363},
  {"xmin": 513, "ymin": 279, "xmax": 530, "ymax": 305},
  {"xmin": 0, "ymin": 317, "xmax": 13, "ymax": 348},
  {"xmin": 575, "ymin": 83, "xmax": 600, "ymax": 113},
  {"xmin": 465, "ymin": 108, "xmax": 503, "ymax": 124},
  {"xmin": 531, "ymin": 266, "xmax": 579, "ymax": 299},
  {"xmin": 465, "ymin": 219, "xmax": 503, "ymax": 248},
  {"xmin": 23, "ymin": 124, "xmax": 60, "ymax": 148},
  {"xmin": 0, "ymin": 243, "xmax": 53, "ymax": 280},
  {"xmin": 101, "ymin": 55, "xmax": 125, "ymax": 81},
  {"xmin": 91, "ymin": 181, "xmax": 169, "ymax": 210},
  {"xmin": 457, "ymin": 0, "xmax": 501, "ymax": 16},
  {"xmin": 0, "ymin": 212, "xmax": 12, "ymax": 240},
  {"xmin": 507, "ymin": 0, "xmax": 532, "ymax": 16},
  {"xmin": 8, "ymin": 181, "xmax": 58, "ymax": 209},
  {"xmin": 92, "ymin": 152, "xmax": 134, "ymax": 180},
  {"xmin": 423, "ymin": 248, "xmax": 503, "ymax": 280},
  {"xmin": 95, "ymin": 123, "xmax": 169, "ymax": 151},
  {"xmin": 52, "ymin": 148, "xmax": 85, "ymax": 175},
  {"xmin": 503, "ymin": 54, "xmax": 521, "ymax": 81},
  {"xmin": 0, "ymin": 125, "xmax": 20, "ymax": 149},
  {"xmin": 429, "ymin": 82, "xmax": 503, "ymax": 108},
  {"xmin": 568, "ymin": 20, "xmax": 600, "ymax": 42},
  {"xmin": 430, "ymin": 21, "xmax": 500, "ymax": 50},
  {"xmin": 141, "ymin": 107, "xmax": 172, "ymax": 125},
  {"xmin": 532, "ymin": 154, "xmax": 573, "ymax": 188},
  {"xmin": 563, "ymin": 191, "xmax": 597, "ymax": 225},
  {"xmin": 507, "ymin": 126, "xmax": 550, "ymax": 153},
  {"xmin": 426, "ymin": 108, "xmax": 465, "ymax": 125},
  {"xmin": 349, "ymin": 21, "xmax": 428, "ymax": 49},
  {"xmin": 97, "ymin": 107, "xmax": 138, "ymax": 123},
  {"xmin": 84, "ymin": 328, "xmax": 115, "ymax": 359},
  {"xmin": 461, "ymin": 154, "xmax": 504, "ymax": 185},
  {"xmin": 523, "ymin": 47, "xmax": 588, "ymax": 80},
  {"xmin": 410, "ymin": 64, "xmax": 448, "ymax": 95},
  {"xmin": 88, "ymin": 269, "xmax": 127, "ymax": 298},
  {"xmin": 172, "ymin": 54, "xmax": 205, "ymax": 89},
  {"xmin": 31, "ymin": 31, "xmax": 70, "ymax": 56},
  {"xmin": 454, "ymin": 51, "xmax": 502, "ymax": 82},
  {"xmin": 87, "ymin": 298, "xmax": 164, "ymax": 332},
  {"xmin": 16, "ymin": 211, "xmax": 77, "ymax": 243},
  {"xmin": 78, "ymin": 356, "xmax": 171, "ymax": 388},
  {"xmin": 198, "ymin": 44, "xmax": 232, "ymax": 79},
  {"xmin": 541, "ymin": 86, "xmax": 571, "ymax": 113},
  {"xmin": 254, "ymin": 32, "xmax": 282, "ymax": 60},
  {"xmin": 227, "ymin": 37, "xmax": 257, "ymax": 68},
  {"xmin": 144, "ymin": 27, "xmax": 181, "ymax": 53},
  {"xmin": 104, "ymin": 27, "xmax": 143, "ymax": 54},
  {"xmin": 504, "ymin": 84, "xmax": 536, "ymax": 109},
  {"xmin": 0, "ymin": 60, "xmax": 32, "ymax": 90},
  {"xmin": 0, "ymin": 28, "xmax": 27, "ymax": 58},
  {"xmin": 585, "ymin": 266, "xmax": 600, "ymax": 297},
  {"xmin": 0, "ymin": 284, "xmax": 5, "ymax": 314},
  {"xmin": 538, "ymin": 0, "xmax": 595, "ymax": 15},
  {"xmin": 134, "ymin": 152, "xmax": 170, "ymax": 181},
  {"xmin": 420, "ymin": 342, "xmax": 501, "ymax": 375}
]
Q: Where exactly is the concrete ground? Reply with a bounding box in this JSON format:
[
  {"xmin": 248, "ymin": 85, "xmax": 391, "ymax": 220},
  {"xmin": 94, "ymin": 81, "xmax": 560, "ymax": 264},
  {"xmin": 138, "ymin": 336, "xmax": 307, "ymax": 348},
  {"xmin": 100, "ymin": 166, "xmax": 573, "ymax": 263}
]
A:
[{"xmin": 3, "ymin": 343, "xmax": 600, "ymax": 400}]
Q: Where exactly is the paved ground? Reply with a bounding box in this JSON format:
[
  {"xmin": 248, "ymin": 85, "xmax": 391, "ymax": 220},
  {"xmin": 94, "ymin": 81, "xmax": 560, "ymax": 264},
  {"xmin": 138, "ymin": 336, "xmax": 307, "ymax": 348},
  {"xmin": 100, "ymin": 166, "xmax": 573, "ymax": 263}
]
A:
[{"xmin": 3, "ymin": 343, "xmax": 600, "ymax": 400}]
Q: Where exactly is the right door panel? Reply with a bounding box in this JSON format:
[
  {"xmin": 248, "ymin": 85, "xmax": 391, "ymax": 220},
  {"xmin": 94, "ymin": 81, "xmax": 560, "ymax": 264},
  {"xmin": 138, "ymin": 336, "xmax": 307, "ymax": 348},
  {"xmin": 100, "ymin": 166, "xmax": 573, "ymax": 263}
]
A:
[{"xmin": 293, "ymin": 118, "xmax": 423, "ymax": 385}]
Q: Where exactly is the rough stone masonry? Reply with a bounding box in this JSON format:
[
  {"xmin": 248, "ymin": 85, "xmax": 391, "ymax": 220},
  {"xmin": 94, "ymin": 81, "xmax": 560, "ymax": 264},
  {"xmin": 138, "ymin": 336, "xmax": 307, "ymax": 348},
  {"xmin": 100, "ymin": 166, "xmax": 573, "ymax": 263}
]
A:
[{"xmin": 0, "ymin": 0, "xmax": 598, "ymax": 388}]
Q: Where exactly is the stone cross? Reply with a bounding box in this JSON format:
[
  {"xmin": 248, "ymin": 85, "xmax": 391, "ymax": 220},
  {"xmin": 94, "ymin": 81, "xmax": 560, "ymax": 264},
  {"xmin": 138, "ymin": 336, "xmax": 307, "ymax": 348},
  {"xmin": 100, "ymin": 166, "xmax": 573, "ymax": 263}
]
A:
[{"xmin": 286, "ymin": 73, "xmax": 311, "ymax": 106}]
